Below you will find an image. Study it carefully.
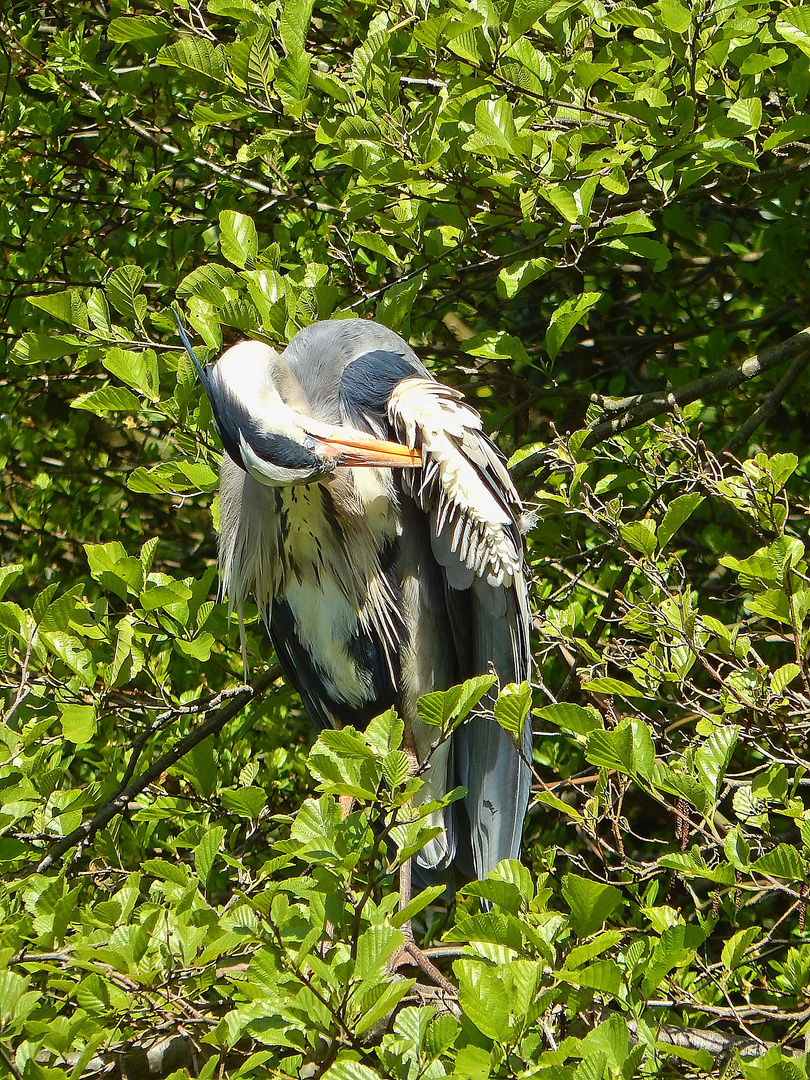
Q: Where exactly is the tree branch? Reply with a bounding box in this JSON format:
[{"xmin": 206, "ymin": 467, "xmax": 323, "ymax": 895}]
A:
[
  {"xmin": 582, "ymin": 327, "xmax": 810, "ymax": 449},
  {"xmin": 510, "ymin": 327, "xmax": 810, "ymax": 478},
  {"xmin": 723, "ymin": 347, "xmax": 810, "ymax": 454},
  {"xmin": 35, "ymin": 666, "xmax": 282, "ymax": 874}
]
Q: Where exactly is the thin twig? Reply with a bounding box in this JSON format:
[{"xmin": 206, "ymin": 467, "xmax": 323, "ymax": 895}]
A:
[{"xmin": 35, "ymin": 666, "xmax": 282, "ymax": 873}]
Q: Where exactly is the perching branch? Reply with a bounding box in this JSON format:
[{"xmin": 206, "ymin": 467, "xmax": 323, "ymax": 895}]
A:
[
  {"xmin": 510, "ymin": 327, "xmax": 810, "ymax": 479},
  {"xmin": 35, "ymin": 665, "xmax": 282, "ymax": 874},
  {"xmin": 582, "ymin": 326, "xmax": 810, "ymax": 449},
  {"xmin": 723, "ymin": 346, "xmax": 810, "ymax": 454},
  {"xmin": 628, "ymin": 1019, "xmax": 770, "ymax": 1061}
]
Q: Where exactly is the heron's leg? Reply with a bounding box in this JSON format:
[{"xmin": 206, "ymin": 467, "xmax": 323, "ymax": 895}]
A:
[
  {"xmin": 389, "ymin": 748, "xmax": 455, "ymax": 993},
  {"xmin": 390, "ymin": 854, "xmax": 455, "ymax": 992}
]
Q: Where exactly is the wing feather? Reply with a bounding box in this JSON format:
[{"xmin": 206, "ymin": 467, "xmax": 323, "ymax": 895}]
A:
[{"xmin": 389, "ymin": 377, "xmax": 532, "ymax": 878}]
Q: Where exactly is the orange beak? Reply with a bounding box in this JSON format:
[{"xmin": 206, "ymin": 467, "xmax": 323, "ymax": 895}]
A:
[{"xmin": 305, "ymin": 420, "xmax": 422, "ymax": 468}]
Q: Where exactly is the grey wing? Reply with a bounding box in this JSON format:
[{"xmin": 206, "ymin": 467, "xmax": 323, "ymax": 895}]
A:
[{"xmin": 389, "ymin": 378, "xmax": 532, "ymax": 879}]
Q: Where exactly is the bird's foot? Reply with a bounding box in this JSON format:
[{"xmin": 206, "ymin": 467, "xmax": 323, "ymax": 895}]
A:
[
  {"xmin": 390, "ymin": 932, "xmax": 455, "ymax": 993},
  {"xmin": 390, "ymin": 852, "xmax": 455, "ymax": 992}
]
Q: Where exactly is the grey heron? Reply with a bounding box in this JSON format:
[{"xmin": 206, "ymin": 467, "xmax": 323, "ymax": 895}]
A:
[{"xmin": 177, "ymin": 315, "xmax": 532, "ymax": 929}]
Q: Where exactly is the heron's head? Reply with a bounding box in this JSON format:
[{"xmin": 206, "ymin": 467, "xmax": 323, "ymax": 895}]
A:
[{"xmin": 196, "ymin": 338, "xmax": 422, "ymax": 487}]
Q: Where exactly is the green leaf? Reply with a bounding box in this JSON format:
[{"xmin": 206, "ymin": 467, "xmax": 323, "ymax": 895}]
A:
[
  {"xmin": 725, "ymin": 827, "xmax": 751, "ymax": 870},
  {"xmin": 355, "ymin": 925, "xmax": 405, "ymax": 980},
  {"xmin": 493, "ymin": 681, "xmax": 532, "ymax": 735},
  {"xmin": 658, "ymin": 0, "xmax": 691, "ymax": 34},
  {"xmin": 364, "ymin": 709, "xmax": 404, "ymax": 754},
  {"xmin": 745, "ymin": 588, "xmax": 793, "ymax": 625},
  {"xmin": 557, "ymin": 958, "xmax": 622, "ymax": 995},
  {"xmin": 245, "ymin": 29, "xmax": 276, "ymax": 104},
  {"xmin": 488, "ymin": 858, "xmax": 535, "ymax": 902},
  {"xmin": 642, "ymin": 924, "xmax": 706, "ymax": 994},
  {"xmin": 496, "ymin": 257, "xmax": 552, "ymax": 299},
  {"xmin": 195, "ymin": 826, "xmax": 226, "ymax": 890},
  {"xmin": 452, "ymin": 1047, "xmax": 492, "ymax": 1079},
  {"xmin": 106, "ymin": 265, "xmax": 147, "ymax": 322},
  {"xmin": 318, "ymin": 727, "xmax": 376, "ymax": 759},
  {"xmin": 728, "ymin": 97, "xmax": 762, "ymax": 132},
  {"xmin": 39, "ymin": 631, "xmax": 96, "ymax": 687},
  {"xmin": 461, "ymin": 878, "xmax": 523, "ymax": 914},
  {"xmin": 582, "ymin": 677, "xmax": 647, "ymax": 699},
  {"xmin": 772, "ymin": 663, "xmax": 801, "ymax": 694},
  {"xmin": 541, "ymin": 185, "xmax": 579, "ymax": 224},
  {"xmin": 27, "ymin": 290, "xmax": 75, "ymax": 325},
  {"xmin": 142, "ymin": 859, "xmax": 190, "ymax": 885},
  {"xmin": 354, "ymin": 231, "xmax": 399, "ymax": 264},
  {"xmin": 546, "ymin": 292, "xmax": 602, "ymax": 361},
  {"xmin": 321, "ymin": 1057, "xmax": 381, "ymax": 1080},
  {"xmin": 158, "ymin": 38, "xmax": 227, "ymax": 81},
  {"xmin": 59, "ymin": 704, "xmax": 97, "ymax": 745},
  {"xmin": 353, "ymin": 978, "xmax": 414, "ymax": 1036},
  {"xmin": 87, "ymin": 288, "xmax": 111, "ymax": 332},
  {"xmin": 562, "ymin": 874, "xmax": 624, "ymax": 938},
  {"xmin": 177, "ymin": 263, "xmax": 240, "ymax": 303},
  {"xmin": 586, "ymin": 720, "xmax": 654, "ymax": 781},
  {"xmin": 764, "ymin": 115, "xmax": 810, "ymax": 151},
  {"xmin": 655, "ymin": 1042, "xmax": 713, "ymax": 1072},
  {"xmin": 102, "ymin": 347, "xmax": 159, "ymax": 400},
  {"xmin": 85, "ymin": 541, "xmax": 143, "ymax": 598},
  {"xmin": 220, "ymin": 786, "xmax": 267, "ymax": 821},
  {"xmin": 219, "ymin": 211, "xmax": 258, "ymax": 269},
  {"xmin": 11, "ymin": 332, "xmax": 84, "ymax": 363},
  {"xmin": 751, "ymin": 844, "xmax": 804, "ymax": 881},
  {"xmin": 108, "ymin": 16, "xmax": 172, "ymax": 45},
  {"xmin": 580, "ymin": 1015, "xmax": 636, "ymax": 1074},
  {"xmin": 465, "ymin": 98, "xmax": 519, "ymax": 161},
  {"xmin": 382, "ymin": 749, "xmax": 410, "ymax": 788},
  {"xmin": 417, "ymin": 674, "xmax": 497, "ymax": 728},
  {"xmin": 659, "ymin": 847, "xmax": 736, "ymax": 884},
  {"xmin": 776, "ymin": 7, "xmax": 810, "ymax": 58},
  {"xmin": 72, "ymin": 386, "xmax": 142, "ymax": 415},
  {"xmin": 565, "ymin": 930, "xmax": 625, "ymax": 969},
  {"xmin": 537, "ymin": 702, "xmax": 602, "ymax": 737},
  {"xmin": 289, "ymin": 796, "xmax": 341, "ymax": 845},
  {"xmin": 375, "ymin": 271, "xmax": 426, "ymax": 332},
  {"xmin": 177, "ymin": 737, "xmax": 218, "ymax": 799},
  {"xmin": 454, "ymin": 958, "xmax": 513, "ymax": 1041},
  {"xmin": 657, "ymin": 494, "xmax": 704, "ymax": 548},
  {"xmin": 276, "ymin": 51, "xmax": 311, "ymax": 110},
  {"xmin": 0, "ymin": 970, "xmax": 33, "ymax": 1025},
  {"xmin": 140, "ymin": 582, "xmax": 193, "ymax": 610},
  {"xmin": 463, "ymin": 331, "xmax": 532, "ymax": 366},
  {"xmin": 424, "ymin": 1013, "xmax": 460, "ymax": 1059},
  {"xmin": 620, "ymin": 519, "xmax": 657, "ymax": 556},
  {"xmin": 446, "ymin": 23, "xmax": 491, "ymax": 67},
  {"xmin": 507, "ymin": 0, "xmax": 557, "ymax": 40},
  {"xmin": 175, "ymin": 633, "xmax": 215, "ymax": 661},
  {"xmin": 337, "ymin": 116, "xmax": 382, "ymax": 146},
  {"xmin": 721, "ymin": 926, "xmax": 760, "ymax": 972},
  {"xmin": 608, "ymin": 236, "xmax": 671, "ymax": 271},
  {"xmin": 391, "ymin": 884, "xmax": 447, "ymax": 927},
  {"xmin": 695, "ymin": 724, "xmax": 738, "ymax": 800},
  {"xmin": 534, "ymin": 789, "xmax": 583, "ymax": 822},
  {"xmin": 279, "ymin": 0, "xmax": 315, "ymax": 54},
  {"xmin": 0, "ymin": 563, "xmax": 23, "ymax": 601}
]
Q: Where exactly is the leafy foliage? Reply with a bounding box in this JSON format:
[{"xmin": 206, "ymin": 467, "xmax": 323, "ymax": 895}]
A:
[{"xmin": 3, "ymin": 0, "xmax": 810, "ymax": 1076}]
